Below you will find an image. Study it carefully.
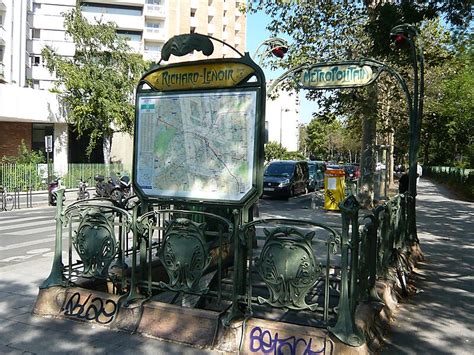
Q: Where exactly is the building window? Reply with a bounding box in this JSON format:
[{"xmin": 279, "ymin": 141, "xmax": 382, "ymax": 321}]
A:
[
  {"xmin": 146, "ymin": 0, "xmax": 161, "ymax": 4},
  {"xmin": 117, "ymin": 30, "xmax": 142, "ymax": 42},
  {"xmin": 145, "ymin": 43, "xmax": 161, "ymax": 52},
  {"xmin": 208, "ymin": 0, "xmax": 213, "ymax": 5},
  {"xmin": 33, "ymin": 3, "xmax": 41, "ymax": 12},
  {"xmin": 31, "ymin": 56, "xmax": 41, "ymax": 66},
  {"xmin": 146, "ymin": 21, "xmax": 161, "ymax": 28},
  {"xmin": 81, "ymin": 3, "xmax": 142, "ymax": 16},
  {"xmin": 190, "ymin": 27, "xmax": 196, "ymax": 34},
  {"xmin": 32, "ymin": 80, "xmax": 40, "ymax": 89},
  {"xmin": 190, "ymin": 9, "xmax": 196, "ymax": 17},
  {"xmin": 32, "ymin": 123, "xmax": 54, "ymax": 160},
  {"xmin": 208, "ymin": 16, "xmax": 213, "ymax": 24},
  {"xmin": 32, "ymin": 28, "xmax": 41, "ymax": 39}
]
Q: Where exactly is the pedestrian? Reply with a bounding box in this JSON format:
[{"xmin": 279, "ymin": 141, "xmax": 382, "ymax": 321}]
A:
[
  {"xmin": 417, "ymin": 163, "xmax": 423, "ymax": 185},
  {"xmin": 399, "ymin": 170, "xmax": 409, "ymax": 194}
]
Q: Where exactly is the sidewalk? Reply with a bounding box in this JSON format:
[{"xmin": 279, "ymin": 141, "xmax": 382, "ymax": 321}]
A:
[
  {"xmin": 382, "ymin": 178, "xmax": 474, "ymax": 354},
  {"xmin": 1, "ymin": 179, "xmax": 472, "ymax": 354},
  {"xmin": 0, "ymin": 256, "xmax": 216, "ymax": 354}
]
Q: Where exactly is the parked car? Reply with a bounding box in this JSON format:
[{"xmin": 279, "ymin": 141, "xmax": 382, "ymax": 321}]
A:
[
  {"xmin": 308, "ymin": 161, "xmax": 325, "ymax": 191},
  {"xmin": 263, "ymin": 160, "xmax": 309, "ymax": 198}
]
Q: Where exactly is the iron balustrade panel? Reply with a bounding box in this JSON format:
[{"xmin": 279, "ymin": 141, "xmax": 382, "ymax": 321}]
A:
[
  {"xmin": 61, "ymin": 199, "xmax": 133, "ymax": 294},
  {"xmin": 241, "ymin": 218, "xmax": 341, "ymax": 328},
  {"xmin": 128, "ymin": 208, "xmax": 235, "ymax": 310}
]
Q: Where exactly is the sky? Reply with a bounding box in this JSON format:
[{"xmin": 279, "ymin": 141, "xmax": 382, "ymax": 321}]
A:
[{"xmin": 246, "ymin": 10, "xmax": 316, "ymax": 124}]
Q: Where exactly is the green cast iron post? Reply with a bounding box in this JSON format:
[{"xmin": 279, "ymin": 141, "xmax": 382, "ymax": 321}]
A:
[
  {"xmin": 329, "ymin": 196, "xmax": 364, "ymax": 346},
  {"xmin": 40, "ymin": 189, "xmax": 66, "ymax": 289}
]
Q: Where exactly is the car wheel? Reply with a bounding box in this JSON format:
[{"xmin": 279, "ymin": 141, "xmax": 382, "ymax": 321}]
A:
[{"xmin": 289, "ymin": 187, "xmax": 295, "ymax": 198}]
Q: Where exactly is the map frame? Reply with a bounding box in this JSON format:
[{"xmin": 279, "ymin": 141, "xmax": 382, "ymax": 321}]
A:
[{"xmin": 133, "ymin": 87, "xmax": 263, "ymax": 205}]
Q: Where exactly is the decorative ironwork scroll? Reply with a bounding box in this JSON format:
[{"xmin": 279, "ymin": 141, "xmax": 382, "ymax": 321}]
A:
[
  {"xmin": 255, "ymin": 227, "xmax": 320, "ymax": 311},
  {"xmin": 72, "ymin": 208, "xmax": 118, "ymax": 279},
  {"xmin": 157, "ymin": 218, "xmax": 212, "ymax": 293}
]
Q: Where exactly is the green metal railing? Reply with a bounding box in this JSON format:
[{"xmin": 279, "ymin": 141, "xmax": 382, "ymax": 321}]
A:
[
  {"xmin": 0, "ymin": 163, "xmax": 45, "ymax": 190},
  {"xmin": 42, "ymin": 190, "xmax": 414, "ymax": 347},
  {"xmin": 424, "ymin": 166, "xmax": 474, "ymax": 200},
  {"xmin": 63, "ymin": 163, "xmax": 126, "ymax": 188},
  {"xmin": 0, "ymin": 163, "xmax": 127, "ymax": 191}
]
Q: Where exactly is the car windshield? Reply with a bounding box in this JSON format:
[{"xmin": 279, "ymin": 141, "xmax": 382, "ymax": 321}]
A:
[
  {"xmin": 308, "ymin": 165, "xmax": 316, "ymax": 174},
  {"xmin": 264, "ymin": 163, "xmax": 294, "ymax": 177}
]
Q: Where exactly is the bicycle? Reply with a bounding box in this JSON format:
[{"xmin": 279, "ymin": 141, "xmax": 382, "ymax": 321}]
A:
[{"xmin": 0, "ymin": 185, "xmax": 14, "ymax": 211}]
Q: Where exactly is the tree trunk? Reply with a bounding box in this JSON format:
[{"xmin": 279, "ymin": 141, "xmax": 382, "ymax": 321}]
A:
[
  {"xmin": 103, "ymin": 134, "xmax": 112, "ymax": 174},
  {"xmin": 358, "ymin": 85, "xmax": 378, "ymax": 208}
]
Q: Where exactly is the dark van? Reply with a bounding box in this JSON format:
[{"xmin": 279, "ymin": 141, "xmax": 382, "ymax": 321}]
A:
[{"xmin": 263, "ymin": 160, "xmax": 309, "ymax": 198}]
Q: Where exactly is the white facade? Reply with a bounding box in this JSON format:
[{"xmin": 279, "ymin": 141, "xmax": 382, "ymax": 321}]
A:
[
  {"xmin": 0, "ymin": 0, "xmax": 247, "ymax": 172},
  {"xmin": 265, "ymin": 88, "xmax": 299, "ymax": 152}
]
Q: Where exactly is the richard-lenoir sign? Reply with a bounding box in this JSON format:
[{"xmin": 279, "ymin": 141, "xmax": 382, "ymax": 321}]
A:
[
  {"xmin": 301, "ymin": 64, "xmax": 374, "ymax": 89},
  {"xmin": 143, "ymin": 62, "xmax": 255, "ymax": 91}
]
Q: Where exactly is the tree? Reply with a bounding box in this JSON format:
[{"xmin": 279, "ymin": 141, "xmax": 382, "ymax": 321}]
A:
[
  {"xmin": 42, "ymin": 5, "xmax": 149, "ymax": 162},
  {"xmin": 265, "ymin": 141, "xmax": 287, "ymax": 162},
  {"xmin": 248, "ymin": 0, "xmax": 471, "ymax": 205}
]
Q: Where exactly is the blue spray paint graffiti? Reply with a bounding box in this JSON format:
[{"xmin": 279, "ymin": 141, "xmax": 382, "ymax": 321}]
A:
[{"xmin": 249, "ymin": 326, "xmax": 329, "ymax": 355}]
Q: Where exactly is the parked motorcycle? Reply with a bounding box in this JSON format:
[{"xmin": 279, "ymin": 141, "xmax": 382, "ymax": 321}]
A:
[
  {"xmin": 48, "ymin": 177, "xmax": 66, "ymax": 206},
  {"xmin": 94, "ymin": 173, "xmax": 131, "ymax": 202},
  {"xmin": 76, "ymin": 178, "xmax": 90, "ymax": 200}
]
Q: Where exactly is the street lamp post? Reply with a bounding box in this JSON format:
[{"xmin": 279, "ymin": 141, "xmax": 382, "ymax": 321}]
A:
[
  {"xmin": 280, "ymin": 107, "xmax": 290, "ymax": 148},
  {"xmin": 252, "ymin": 37, "xmax": 289, "ymax": 66},
  {"xmin": 390, "ymin": 24, "xmax": 425, "ymax": 244}
]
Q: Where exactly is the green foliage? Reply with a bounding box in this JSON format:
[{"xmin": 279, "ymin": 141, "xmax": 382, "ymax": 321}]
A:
[
  {"xmin": 0, "ymin": 141, "xmax": 46, "ymax": 190},
  {"xmin": 265, "ymin": 141, "xmax": 287, "ymax": 162},
  {"xmin": 1, "ymin": 140, "xmax": 45, "ymax": 164},
  {"xmin": 42, "ymin": 6, "xmax": 149, "ymax": 157},
  {"xmin": 283, "ymin": 151, "xmax": 305, "ymax": 161},
  {"xmin": 248, "ymin": 2, "xmax": 472, "ymax": 170}
]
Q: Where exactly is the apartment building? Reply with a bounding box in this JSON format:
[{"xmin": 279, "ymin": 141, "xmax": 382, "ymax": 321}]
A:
[
  {"xmin": 265, "ymin": 88, "xmax": 300, "ymax": 152},
  {"xmin": 0, "ymin": 0, "xmax": 247, "ymax": 172}
]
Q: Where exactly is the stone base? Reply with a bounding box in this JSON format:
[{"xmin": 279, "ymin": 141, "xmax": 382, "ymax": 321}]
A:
[{"xmin": 137, "ymin": 302, "xmax": 220, "ymax": 348}]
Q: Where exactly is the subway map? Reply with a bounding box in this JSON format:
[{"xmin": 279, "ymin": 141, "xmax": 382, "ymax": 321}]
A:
[{"xmin": 135, "ymin": 91, "xmax": 257, "ymax": 202}]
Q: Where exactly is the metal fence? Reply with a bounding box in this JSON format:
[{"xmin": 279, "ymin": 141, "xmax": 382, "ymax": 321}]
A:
[
  {"xmin": 0, "ymin": 163, "xmax": 127, "ymax": 191},
  {"xmin": 63, "ymin": 163, "xmax": 126, "ymax": 188},
  {"xmin": 41, "ymin": 189, "xmax": 414, "ymax": 347},
  {"xmin": 424, "ymin": 166, "xmax": 474, "ymax": 200}
]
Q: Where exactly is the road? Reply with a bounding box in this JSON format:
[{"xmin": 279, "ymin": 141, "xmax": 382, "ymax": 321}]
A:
[
  {"xmin": 0, "ymin": 206, "xmax": 58, "ymax": 266},
  {"xmin": 0, "ymin": 190, "xmax": 339, "ymax": 269}
]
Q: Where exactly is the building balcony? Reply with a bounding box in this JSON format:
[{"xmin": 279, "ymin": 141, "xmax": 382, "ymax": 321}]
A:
[
  {"xmin": 222, "ymin": 31, "xmax": 228, "ymax": 40},
  {"xmin": 222, "ymin": 17, "xmax": 228, "ymax": 26},
  {"xmin": 208, "ymin": 6, "xmax": 216, "ymax": 17},
  {"xmin": 235, "ymin": 22, "xmax": 241, "ymax": 31},
  {"xmin": 82, "ymin": 12, "xmax": 143, "ymax": 31},
  {"xmin": 190, "ymin": 17, "xmax": 198, "ymax": 28},
  {"xmin": 190, "ymin": 0, "xmax": 198, "ymax": 9},
  {"xmin": 143, "ymin": 49, "xmax": 161, "ymax": 61},
  {"xmin": 84, "ymin": 0, "xmax": 145, "ymax": 5},
  {"xmin": 207, "ymin": 24, "xmax": 215, "ymax": 35},
  {"xmin": 0, "ymin": 25, "xmax": 6, "ymax": 45},
  {"xmin": 0, "ymin": 62, "xmax": 5, "ymax": 83},
  {"xmin": 144, "ymin": 4, "xmax": 166, "ymax": 19},
  {"xmin": 143, "ymin": 27, "xmax": 166, "ymax": 42}
]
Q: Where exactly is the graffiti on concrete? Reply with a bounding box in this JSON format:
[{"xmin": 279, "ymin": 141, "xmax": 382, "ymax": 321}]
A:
[
  {"xmin": 62, "ymin": 292, "xmax": 117, "ymax": 324},
  {"xmin": 249, "ymin": 326, "xmax": 329, "ymax": 355}
]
